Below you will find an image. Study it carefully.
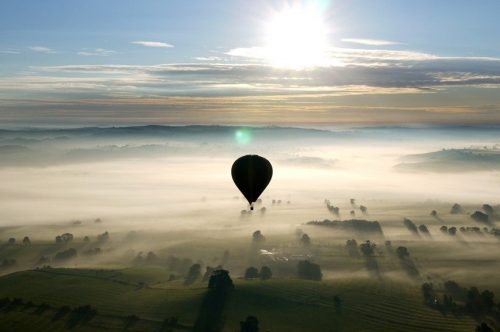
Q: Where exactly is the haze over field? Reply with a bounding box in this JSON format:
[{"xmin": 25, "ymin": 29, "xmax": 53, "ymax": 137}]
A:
[{"xmin": 1, "ymin": 125, "xmax": 500, "ymax": 226}]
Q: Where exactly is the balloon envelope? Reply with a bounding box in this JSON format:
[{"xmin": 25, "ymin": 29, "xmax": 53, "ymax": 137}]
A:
[{"xmin": 231, "ymin": 155, "xmax": 273, "ymax": 208}]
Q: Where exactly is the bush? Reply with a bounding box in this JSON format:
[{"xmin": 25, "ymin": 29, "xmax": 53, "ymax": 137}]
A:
[
  {"xmin": 297, "ymin": 260, "xmax": 322, "ymax": 281},
  {"xmin": 244, "ymin": 267, "xmax": 259, "ymax": 280},
  {"xmin": 54, "ymin": 248, "xmax": 77, "ymax": 260},
  {"xmin": 259, "ymin": 266, "xmax": 272, "ymax": 280}
]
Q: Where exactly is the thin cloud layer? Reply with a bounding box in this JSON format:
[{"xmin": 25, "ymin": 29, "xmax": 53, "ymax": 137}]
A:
[
  {"xmin": 77, "ymin": 48, "xmax": 115, "ymax": 56},
  {"xmin": 341, "ymin": 38, "xmax": 400, "ymax": 46},
  {"xmin": 131, "ymin": 41, "xmax": 174, "ymax": 48},
  {"xmin": 2, "ymin": 45, "xmax": 500, "ymax": 125},
  {"xmin": 29, "ymin": 46, "xmax": 55, "ymax": 54}
]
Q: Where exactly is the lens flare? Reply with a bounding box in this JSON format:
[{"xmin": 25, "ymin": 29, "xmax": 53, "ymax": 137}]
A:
[{"xmin": 235, "ymin": 128, "xmax": 253, "ymax": 145}]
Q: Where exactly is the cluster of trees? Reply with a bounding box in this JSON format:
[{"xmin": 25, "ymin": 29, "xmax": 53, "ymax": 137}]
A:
[
  {"xmin": 244, "ymin": 266, "xmax": 272, "ymax": 280},
  {"xmin": 185, "ymin": 263, "xmax": 202, "ymax": 285},
  {"xmin": 1, "ymin": 258, "xmax": 16, "ymax": 268},
  {"xmin": 325, "ymin": 198, "xmax": 368, "ymax": 217},
  {"xmin": 54, "ymin": 248, "xmax": 77, "ymax": 261},
  {"xmin": 471, "ymin": 204, "xmax": 499, "ymax": 224},
  {"xmin": 325, "ymin": 199, "xmax": 340, "ymax": 217},
  {"xmin": 166, "ymin": 255, "xmax": 198, "ymax": 275},
  {"xmin": 6, "ymin": 236, "xmax": 32, "ymax": 246},
  {"xmin": 422, "ymin": 280, "xmax": 499, "ymax": 318},
  {"xmin": 297, "ymin": 260, "xmax": 322, "ymax": 281},
  {"xmin": 458, "ymin": 226, "xmax": 484, "ymax": 235},
  {"xmin": 55, "ymin": 233, "xmax": 74, "ymax": 243},
  {"xmin": 134, "ymin": 251, "xmax": 160, "ymax": 265},
  {"xmin": 307, "ymin": 219, "xmax": 383, "ymax": 234},
  {"xmin": 440, "ymin": 226, "xmax": 458, "ymax": 236},
  {"xmin": 0, "ymin": 297, "xmax": 98, "ymax": 326}
]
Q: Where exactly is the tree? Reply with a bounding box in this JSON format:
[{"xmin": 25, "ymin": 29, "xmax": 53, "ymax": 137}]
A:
[
  {"xmin": 450, "ymin": 203, "xmax": 464, "ymax": 214},
  {"xmin": 300, "ymin": 233, "xmax": 311, "ymax": 246},
  {"xmin": 396, "ymin": 246, "xmax": 410, "ymax": 259},
  {"xmin": 240, "ymin": 316, "xmax": 259, "ymax": 332},
  {"xmin": 360, "ymin": 205, "xmax": 368, "ymax": 215},
  {"xmin": 346, "ymin": 239, "xmax": 358, "ymax": 257},
  {"xmin": 185, "ymin": 263, "xmax": 201, "ymax": 285},
  {"xmin": 440, "ymin": 225, "xmax": 448, "ymax": 234},
  {"xmin": 430, "ymin": 210, "xmax": 438, "ymax": 218},
  {"xmin": 334, "ymin": 295, "xmax": 342, "ymax": 313},
  {"xmin": 203, "ymin": 266, "xmax": 215, "ymax": 282},
  {"xmin": 7, "ymin": 238, "xmax": 15, "ymax": 245},
  {"xmin": 22, "ymin": 236, "xmax": 31, "ymax": 246},
  {"xmin": 83, "ymin": 236, "xmax": 90, "ymax": 242},
  {"xmin": 418, "ymin": 225, "xmax": 429, "ymax": 234},
  {"xmin": 97, "ymin": 231, "xmax": 109, "ymax": 243},
  {"xmin": 359, "ymin": 240, "xmax": 376, "ymax": 256},
  {"xmin": 297, "ymin": 260, "xmax": 322, "ymax": 281},
  {"xmin": 252, "ymin": 230, "xmax": 265, "ymax": 243},
  {"xmin": 208, "ymin": 269, "xmax": 234, "ymax": 291},
  {"xmin": 482, "ymin": 204, "xmax": 495, "ymax": 216},
  {"xmin": 422, "ymin": 282, "xmax": 435, "ymax": 305},
  {"xmin": 476, "ymin": 322, "xmax": 493, "ymax": 332},
  {"xmin": 471, "ymin": 211, "xmax": 489, "ymax": 224},
  {"xmin": 403, "ymin": 218, "xmax": 419, "ymax": 235},
  {"xmin": 259, "ymin": 266, "xmax": 272, "ymax": 280},
  {"xmin": 244, "ymin": 267, "xmax": 259, "ymax": 280},
  {"xmin": 448, "ymin": 227, "xmax": 457, "ymax": 236},
  {"xmin": 480, "ymin": 290, "xmax": 495, "ymax": 310}
]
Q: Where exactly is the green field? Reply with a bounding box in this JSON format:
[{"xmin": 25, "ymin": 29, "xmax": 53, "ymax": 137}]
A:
[{"xmin": 0, "ymin": 267, "xmax": 480, "ymax": 332}]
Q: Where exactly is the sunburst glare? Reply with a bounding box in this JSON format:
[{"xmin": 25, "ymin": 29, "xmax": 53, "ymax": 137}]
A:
[{"xmin": 264, "ymin": 3, "xmax": 330, "ymax": 69}]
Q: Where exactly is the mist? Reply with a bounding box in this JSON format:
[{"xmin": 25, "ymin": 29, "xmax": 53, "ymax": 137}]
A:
[{"xmin": 0, "ymin": 125, "xmax": 499, "ymax": 288}]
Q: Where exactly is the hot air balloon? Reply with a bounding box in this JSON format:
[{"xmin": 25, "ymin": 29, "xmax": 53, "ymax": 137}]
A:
[{"xmin": 231, "ymin": 155, "xmax": 273, "ymax": 210}]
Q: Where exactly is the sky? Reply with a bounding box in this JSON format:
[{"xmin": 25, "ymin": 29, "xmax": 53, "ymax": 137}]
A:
[{"xmin": 1, "ymin": 0, "xmax": 500, "ymax": 127}]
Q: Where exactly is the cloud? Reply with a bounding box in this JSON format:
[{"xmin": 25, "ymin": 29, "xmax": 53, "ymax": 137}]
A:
[
  {"xmin": 77, "ymin": 48, "xmax": 115, "ymax": 56},
  {"xmin": 0, "ymin": 50, "xmax": 20, "ymax": 55},
  {"xmin": 32, "ymin": 54, "xmax": 500, "ymax": 94},
  {"xmin": 3, "ymin": 45, "xmax": 500, "ymax": 126},
  {"xmin": 29, "ymin": 46, "xmax": 55, "ymax": 54},
  {"xmin": 193, "ymin": 56, "xmax": 223, "ymax": 61},
  {"xmin": 131, "ymin": 41, "xmax": 174, "ymax": 48},
  {"xmin": 341, "ymin": 38, "xmax": 399, "ymax": 46}
]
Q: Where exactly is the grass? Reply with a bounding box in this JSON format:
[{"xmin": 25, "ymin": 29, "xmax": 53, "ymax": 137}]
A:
[{"xmin": 0, "ymin": 267, "xmax": 480, "ymax": 331}]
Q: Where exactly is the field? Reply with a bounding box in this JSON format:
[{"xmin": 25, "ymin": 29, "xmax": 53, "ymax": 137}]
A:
[
  {"xmin": 0, "ymin": 267, "xmax": 480, "ymax": 332},
  {"xmin": 0, "ymin": 126, "xmax": 499, "ymax": 331}
]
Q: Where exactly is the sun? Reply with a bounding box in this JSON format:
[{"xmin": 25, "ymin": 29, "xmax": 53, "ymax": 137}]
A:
[{"xmin": 264, "ymin": 4, "xmax": 330, "ymax": 69}]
